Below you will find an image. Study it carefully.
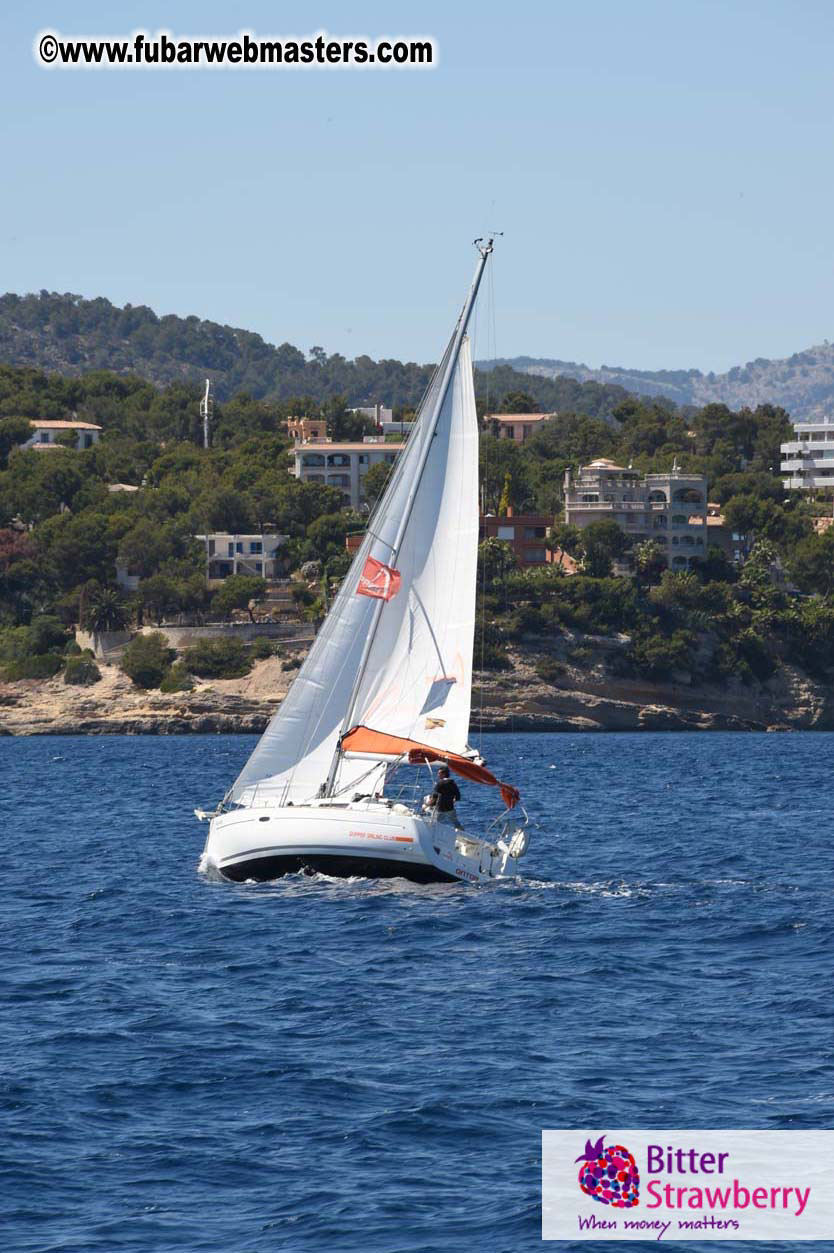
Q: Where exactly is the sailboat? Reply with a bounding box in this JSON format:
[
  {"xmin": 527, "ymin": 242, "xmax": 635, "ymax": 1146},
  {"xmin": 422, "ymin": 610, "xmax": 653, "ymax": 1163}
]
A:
[{"xmin": 197, "ymin": 238, "xmax": 529, "ymax": 884}]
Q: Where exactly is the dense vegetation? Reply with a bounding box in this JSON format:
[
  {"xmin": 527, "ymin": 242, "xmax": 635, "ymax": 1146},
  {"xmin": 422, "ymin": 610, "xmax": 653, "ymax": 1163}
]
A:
[
  {"xmin": 475, "ymin": 394, "xmax": 834, "ymax": 687},
  {"xmin": 0, "ymin": 352, "xmax": 833, "ymax": 694},
  {"xmin": 479, "ymin": 393, "xmax": 793, "ymax": 513},
  {"xmin": 0, "ymin": 291, "xmax": 630, "ymax": 413},
  {"xmin": 479, "ymin": 544, "xmax": 834, "ymax": 688}
]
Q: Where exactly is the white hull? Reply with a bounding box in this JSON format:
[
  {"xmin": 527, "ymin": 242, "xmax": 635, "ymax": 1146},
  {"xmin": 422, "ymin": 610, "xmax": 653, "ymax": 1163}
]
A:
[{"xmin": 200, "ymin": 799, "xmax": 524, "ymax": 885}]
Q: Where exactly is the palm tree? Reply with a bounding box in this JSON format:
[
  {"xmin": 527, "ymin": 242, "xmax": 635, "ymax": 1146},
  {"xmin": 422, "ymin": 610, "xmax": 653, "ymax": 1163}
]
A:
[{"xmin": 84, "ymin": 586, "xmax": 129, "ymax": 634}]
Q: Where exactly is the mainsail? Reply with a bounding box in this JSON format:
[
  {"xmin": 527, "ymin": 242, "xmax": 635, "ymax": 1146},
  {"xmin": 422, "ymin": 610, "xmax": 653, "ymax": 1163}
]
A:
[{"xmin": 229, "ymin": 246, "xmax": 489, "ymax": 807}]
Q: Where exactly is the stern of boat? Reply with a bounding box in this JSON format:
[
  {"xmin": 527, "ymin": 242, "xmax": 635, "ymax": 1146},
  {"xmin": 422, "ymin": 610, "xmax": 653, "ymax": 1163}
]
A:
[{"xmin": 426, "ymin": 807, "xmax": 530, "ymax": 883}]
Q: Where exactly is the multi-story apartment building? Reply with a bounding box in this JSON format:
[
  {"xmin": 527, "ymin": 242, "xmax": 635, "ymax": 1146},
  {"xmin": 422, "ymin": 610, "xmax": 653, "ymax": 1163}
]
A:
[
  {"xmin": 564, "ymin": 459, "xmax": 708, "ymax": 569},
  {"xmin": 290, "ymin": 439, "xmax": 404, "ymax": 510},
  {"xmin": 780, "ymin": 416, "xmax": 834, "ymax": 491}
]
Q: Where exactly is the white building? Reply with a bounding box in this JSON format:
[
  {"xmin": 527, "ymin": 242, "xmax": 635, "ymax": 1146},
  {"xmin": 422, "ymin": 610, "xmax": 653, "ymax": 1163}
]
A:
[
  {"xmin": 196, "ymin": 533, "xmax": 288, "ymax": 583},
  {"xmin": 564, "ymin": 459, "xmax": 708, "ymax": 570},
  {"xmin": 780, "ymin": 417, "xmax": 834, "ymax": 492},
  {"xmin": 290, "ymin": 440, "xmax": 404, "ymax": 509},
  {"xmin": 24, "ymin": 419, "xmax": 102, "ymax": 450},
  {"xmin": 379, "ymin": 420, "xmax": 415, "ymax": 439},
  {"xmin": 351, "ymin": 403, "xmax": 393, "ymax": 426}
]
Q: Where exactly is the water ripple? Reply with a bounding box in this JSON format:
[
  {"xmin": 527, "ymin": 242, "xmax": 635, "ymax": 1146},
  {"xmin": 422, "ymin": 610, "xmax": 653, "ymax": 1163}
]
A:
[{"xmin": 1, "ymin": 731, "xmax": 832, "ymax": 1251}]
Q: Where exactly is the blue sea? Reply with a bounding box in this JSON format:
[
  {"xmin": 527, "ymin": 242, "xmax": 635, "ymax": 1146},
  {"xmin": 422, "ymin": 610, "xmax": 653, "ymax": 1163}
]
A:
[{"xmin": 2, "ymin": 732, "xmax": 833, "ymax": 1253}]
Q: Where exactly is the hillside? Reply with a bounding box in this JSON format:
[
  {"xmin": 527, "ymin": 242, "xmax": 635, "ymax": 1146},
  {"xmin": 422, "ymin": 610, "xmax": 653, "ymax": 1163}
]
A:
[
  {"xmin": 481, "ymin": 341, "xmax": 834, "ymax": 420},
  {"xmin": 0, "ymin": 291, "xmax": 629, "ymax": 419}
]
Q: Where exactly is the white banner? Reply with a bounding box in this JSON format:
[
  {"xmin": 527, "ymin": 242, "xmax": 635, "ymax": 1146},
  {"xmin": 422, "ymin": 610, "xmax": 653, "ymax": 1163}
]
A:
[{"xmin": 543, "ymin": 1130, "xmax": 834, "ymax": 1240}]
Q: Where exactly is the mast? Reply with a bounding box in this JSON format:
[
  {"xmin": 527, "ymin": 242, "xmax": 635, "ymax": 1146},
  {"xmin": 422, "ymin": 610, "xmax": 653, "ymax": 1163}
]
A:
[
  {"xmin": 323, "ymin": 237, "xmax": 495, "ymax": 795},
  {"xmin": 200, "ymin": 379, "xmax": 213, "ymax": 449}
]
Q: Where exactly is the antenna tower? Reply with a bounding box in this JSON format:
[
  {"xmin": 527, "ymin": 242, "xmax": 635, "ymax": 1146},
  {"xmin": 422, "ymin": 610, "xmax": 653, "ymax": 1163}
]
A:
[{"xmin": 200, "ymin": 379, "xmax": 214, "ymax": 449}]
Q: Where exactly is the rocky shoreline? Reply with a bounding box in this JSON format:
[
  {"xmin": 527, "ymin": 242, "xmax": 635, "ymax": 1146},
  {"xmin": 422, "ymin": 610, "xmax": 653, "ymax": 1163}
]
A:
[{"xmin": 1, "ymin": 644, "xmax": 832, "ymax": 736}]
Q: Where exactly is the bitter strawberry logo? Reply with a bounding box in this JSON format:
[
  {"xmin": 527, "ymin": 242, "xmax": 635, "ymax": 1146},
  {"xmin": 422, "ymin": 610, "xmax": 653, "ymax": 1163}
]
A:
[{"xmin": 576, "ymin": 1135, "xmax": 640, "ymax": 1208}]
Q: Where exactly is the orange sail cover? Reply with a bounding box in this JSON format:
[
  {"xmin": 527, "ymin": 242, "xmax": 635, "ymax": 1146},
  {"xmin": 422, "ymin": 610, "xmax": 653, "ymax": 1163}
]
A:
[{"xmin": 340, "ymin": 726, "xmax": 520, "ymax": 810}]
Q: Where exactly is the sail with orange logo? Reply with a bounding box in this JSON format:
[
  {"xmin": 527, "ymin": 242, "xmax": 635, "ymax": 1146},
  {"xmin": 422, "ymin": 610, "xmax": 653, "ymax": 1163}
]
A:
[
  {"xmin": 226, "ymin": 247, "xmax": 517, "ymax": 812},
  {"xmin": 357, "ymin": 556, "xmax": 401, "ymax": 601}
]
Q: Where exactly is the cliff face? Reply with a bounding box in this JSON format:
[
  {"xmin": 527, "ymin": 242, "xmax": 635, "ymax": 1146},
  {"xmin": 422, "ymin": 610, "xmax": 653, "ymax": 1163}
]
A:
[
  {"xmin": 1, "ymin": 645, "xmax": 832, "ymax": 736},
  {"xmin": 0, "ymin": 657, "xmax": 293, "ymax": 736},
  {"xmin": 473, "ymin": 650, "xmax": 834, "ymax": 733}
]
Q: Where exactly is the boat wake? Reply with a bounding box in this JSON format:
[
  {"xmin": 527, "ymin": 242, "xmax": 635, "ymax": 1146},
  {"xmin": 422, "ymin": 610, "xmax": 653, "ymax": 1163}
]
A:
[{"xmin": 198, "ymin": 862, "xmax": 472, "ymax": 897}]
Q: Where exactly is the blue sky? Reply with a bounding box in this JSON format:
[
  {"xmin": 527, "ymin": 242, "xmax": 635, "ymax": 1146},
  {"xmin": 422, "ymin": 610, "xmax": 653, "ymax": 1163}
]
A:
[{"xmin": 2, "ymin": 1, "xmax": 834, "ymax": 372}]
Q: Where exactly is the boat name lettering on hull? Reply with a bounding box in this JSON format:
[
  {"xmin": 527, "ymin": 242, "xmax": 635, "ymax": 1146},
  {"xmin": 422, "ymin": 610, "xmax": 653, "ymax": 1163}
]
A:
[{"xmin": 348, "ymin": 830, "xmax": 413, "ymax": 843}]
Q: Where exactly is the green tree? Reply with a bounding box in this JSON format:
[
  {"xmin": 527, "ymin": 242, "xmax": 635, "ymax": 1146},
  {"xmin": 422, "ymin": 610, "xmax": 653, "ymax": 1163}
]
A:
[
  {"xmin": 0, "ymin": 651, "xmax": 63, "ymax": 680},
  {"xmin": 272, "ymin": 479, "xmax": 343, "ymax": 530},
  {"xmin": 578, "ymin": 519, "xmax": 631, "ymax": 578},
  {"xmin": 117, "ymin": 519, "xmax": 173, "ymax": 580},
  {"xmin": 36, "ymin": 512, "xmax": 118, "ymax": 589},
  {"xmin": 64, "ymin": 653, "xmax": 101, "ymax": 685},
  {"xmin": 789, "ymin": 529, "xmax": 834, "ymax": 596},
  {"xmin": 785, "ymin": 598, "xmax": 834, "ymax": 676},
  {"xmin": 723, "ymin": 493, "xmax": 811, "ymax": 551},
  {"xmin": 526, "ymin": 413, "xmax": 615, "ymax": 466},
  {"xmin": 478, "ymin": 434, "xmax": 535, "ymax": 512},
  {"xmin": 82, "ymin": 584, "xmax": 129, "ymax": 633},
  {"xmin": 304, "ymin": 512, "xmax": 357, "ymax": 562},
  {"xmin": 137, "ymin": 574, "xmax": 181, "ymax": 625},
  {"xmin": 696, "ymin": 545, "xmax": 737, "ymax": 583},
  {"xmin": 182, "ymin": 636, "xmax": 251, "ymax": 678},
  {"xmin": 325, "ymin": 396, "xmax": 375, "ymax": 442},
  {"xmin": 547, "ymin": 522, "xmax": 582, "ymax": 562},
  {"xmin": 159, "ymin": 661, "xmax": 194, "ymax": 692},
  {"xmin": 613, "ymin": 397, "xmax": 689, "ymax": 459},
  {"xmin": 479, "ymin": 538, "xmax": 517, "ymax": 587},
  {"xmin": 250, "ymin": 635, "xmax": 276, "ymax": 660},
  {"xmin": 120, "ymin": 632, "xmax": 174, "ymax": 688},
  {"xmin": 648, "ymin": 569, "xmax": 707, "ymax": 615},
  {"xmin": 710, "ymin": 471, "xmax": 784, "ymax": 505},
  {"xmin": 626, "ymin": 629, "xmax": 695, "ymax": 679},
  {"xmin": 632, "ymin": 539, "xmax": 667, "ymax": 586},
  {"xmin": 211, "ymin": 575, "xmax": 267, "ymax": 622},
  {"xmin": 498, "ymin": 391, "xmax": 539, "ymax": 413},
  {"xmin": 0, "ymin": 620, "xmax": 65, "ymax": 671},
  {"xmin": 0, "ymin": 416, "xmax": 33, "ymax": 469},
  {"xmin": 200, "ymin": 487, "xmax": 256, "ymax": 533},
  {"xmin": 740, "ymin": 539, "xmax": 779, "ymax": 589},
  {"xmin": 29, "ymin": 614, "xmax": 67, "ymax": 653},
  {"xmin": 722, "ymin": 493, "xmax": 768, "ymax": 537},
  {"xmin": 362, "ymin": 461, "xmax": 392, "ymax": 508}
]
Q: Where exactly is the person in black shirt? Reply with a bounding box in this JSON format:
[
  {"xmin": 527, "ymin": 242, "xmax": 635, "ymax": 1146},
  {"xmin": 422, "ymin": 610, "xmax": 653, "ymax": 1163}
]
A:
[{"xmin": 430, "ymin": 766, "xmax": 463, "ymax": 830}]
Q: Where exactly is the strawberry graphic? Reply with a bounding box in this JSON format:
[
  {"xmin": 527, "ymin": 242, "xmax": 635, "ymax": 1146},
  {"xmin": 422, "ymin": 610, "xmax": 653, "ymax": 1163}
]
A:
[{"xmin": 576, "ymin": 1135, "xmax": 639, "ymax": 1208}]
